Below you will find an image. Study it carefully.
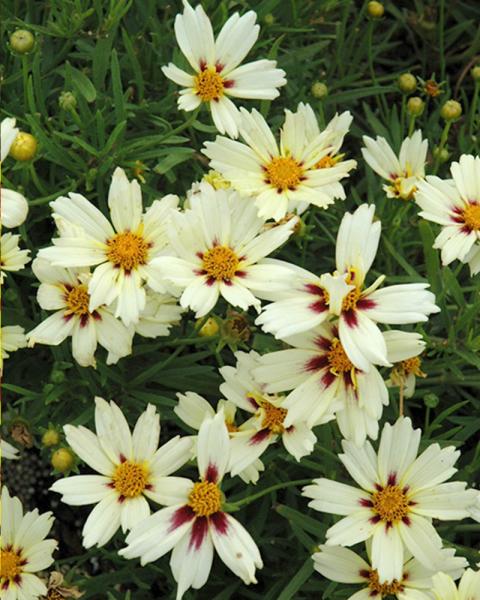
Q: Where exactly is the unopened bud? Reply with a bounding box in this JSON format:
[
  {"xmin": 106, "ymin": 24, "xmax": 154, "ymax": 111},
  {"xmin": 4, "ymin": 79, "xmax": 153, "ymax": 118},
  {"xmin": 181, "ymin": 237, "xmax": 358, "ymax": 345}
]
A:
[
  {"xmin": 59, "ymin": 91, "xmax": 77, "ymax": 111},
  {"xmin": 440, "ymin": 99, "xmax": 462, "ymax": 121},
  {"xmin": 42, "ymin": 429, "xmax": 60, "ymax": 447},
  {"xmin": 432, "ymin": 146, "xmax": 450, "ymax": 163},
  {"xmin": 51, "ymin": 447, "xmax": 75, "ymax": 473},
  {"xmin": 9, "ymin": 29, "xmax": 35, "ymax": 54},
  {"xmin": 367, "ymin": 1, "xmax": 385, "ymax": 18},
  {"xmin": 471, "ymin": 66, "xmax": 480, "ymax": 81},
  {"xmin": 407, "ymin": 96, "xmax": 425, "ymax": 117},
  {"xmin": 9, "ymin": 132, "xmax": 37, "ymax": 161},
  {"xmin": 311, "ymin": 82, "xmax": 328, "ymax": 99},
  {"xmin": 197, "ymin": 317, "xmax": 219, "ymax": 337},
  {"xmin": 398, "ymin": 73, "xmax": 417, "ymax": 94}
]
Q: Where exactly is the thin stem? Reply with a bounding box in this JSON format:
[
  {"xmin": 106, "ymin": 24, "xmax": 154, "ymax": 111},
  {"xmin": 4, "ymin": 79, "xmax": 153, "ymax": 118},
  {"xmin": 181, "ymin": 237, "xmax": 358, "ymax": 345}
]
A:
[
  {"xmin": 399, "ymin": 381, "xmax": 405, "ymax": 417},
  {"xmin": 225, "ymin": 479, "xmax": 311, "ymax": 511},
  {"xmin": 469, "ymin": 80, "xmax": 479, "ymax": 139},
  {"xmin": 439, "ymin": 0, "xmax": 446, "ymax": 81},
  {"xmin": 408, "ymin": 114, "xmax": 416, "ymax": 137},
  {"xmin": 432, "ymin": 120, "xmax": 452, "ymax": 174}
]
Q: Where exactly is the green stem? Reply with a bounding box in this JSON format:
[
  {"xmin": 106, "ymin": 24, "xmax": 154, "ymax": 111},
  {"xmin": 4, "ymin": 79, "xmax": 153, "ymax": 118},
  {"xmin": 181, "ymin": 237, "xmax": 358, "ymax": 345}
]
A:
[
  {"xmin": 469, "ymin": 80, "xmax": 479, "ymax": 139},
  {"xmin": 408, "ymin": 114, "xmax": 416, "ymax": 136},
  {"xmin": 225, "ymin": 479, "xmax": 311, "ymax": 511},
  {"xmin": 439, "ymin": 0, "xmax": 446, "ymax": 81},
  {"xmin": 432, "ymin": 120, "xmax": 452, "ymax": 174},
  {"xmin": 159, "ymin": 109, "xmax": 200, "ymax": 142}
]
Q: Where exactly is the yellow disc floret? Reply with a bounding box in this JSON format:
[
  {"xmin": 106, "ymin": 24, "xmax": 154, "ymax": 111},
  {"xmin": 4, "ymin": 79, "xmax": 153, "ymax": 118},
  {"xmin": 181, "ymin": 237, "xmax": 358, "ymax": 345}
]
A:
[
  {"xmin": 341, "ymin": 286, "xmax": 362, "ymax": 311},
  {"xmin": 202, "ymin": 246, "xmax": 239, "ymax": 281},
  {"xmin": 372, "ymin": 485, "xmax": 409, "ymax": 522},
  {"xmin": 264, "ymin": 156, "xmax": 304, "ymax": 192},
  {"xmin": 106, "ymin": 231, "xmax": 149, "ymax": 272},
  {"xmin": 64, "ymin": 284, "xmax": 90, "ymax": 317},
  {"xmin": 188, "ymin": 481, "xmax": 222, "ymax": 516},
  {"xmin": 367, "ymin": 569, "xmax": 404, "ymax": 595},
  {"xmin": 112, "ymin": 461, "xmax": 148, "ymax": 498},
  {"xmin": 194, "ymin": 68, "xmax": 224, "ymax": 102},
  {"xmin": 261, "ymin": 402, "xmax": 288, "ymax": 434},
  {"xmin": 327, "ymin": 337, "xmax": 354, "ymax": 375},
  {"xmin": 462, "ymin": 203, "xmax": 480, "ymax": 231},
  {"xmin": 0, "ymin": 549, "xmax": 23, "ymax": 582}
]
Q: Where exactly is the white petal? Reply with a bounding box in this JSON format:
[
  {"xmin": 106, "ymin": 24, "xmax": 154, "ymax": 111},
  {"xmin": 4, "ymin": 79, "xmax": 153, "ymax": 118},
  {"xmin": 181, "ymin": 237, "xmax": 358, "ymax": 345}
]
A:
[
  {"xmin": 196, "ymin": 411, "xmax": 230, "ymax": 482},
  {"xmin": 312, "ymin": 545, "xmax": 369, "ymax": 583},
  {"xmin": 132, "ymin": 403, "xmax": 160, "ymax": 462},
  {"xmin": 50, "ymin": 474, "xmax": 111, "ymax": 505},
  {"xmin": 82, "ymin": 492, "xmax": 122, "ymax": 548},
  {"xmin": 64, "ymin": 424, "xmax": 114, "ymax": 475},
  {"xmin": 371, "ymin": 524, "xmax": 404, "ymax": 583},
  {"xmin": 303, "ymin": 478, "xmax": 370, "ymax": 515},
  {"xmin": 108, "ymin": 167, "xmax": 143, "ymax": 232}
]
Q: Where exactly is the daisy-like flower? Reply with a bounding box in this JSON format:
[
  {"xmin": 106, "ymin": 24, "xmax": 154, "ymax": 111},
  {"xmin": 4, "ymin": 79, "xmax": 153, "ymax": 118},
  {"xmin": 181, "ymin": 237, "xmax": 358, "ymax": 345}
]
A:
[
  {"xmin": 415, "ymin": 154, "xmax": 480, "ymax": 269},
  {"xmin": 0, "ymin": 233, "xmax": 30, "ymax": 283},
  {"xmin": 303, "ymin": 417, "xmax": 477, "ymax": 583},
  {"xmin": 1, "ymin": 326, "xmax": 27, "ymax": 371},
  {"xmin": 175, "ymin": 391, "xmax": 265, "ymax": 484},
  {"xmin": 219, "ymin": 350, "xmax": 323, "ymax": 472},
  {"xmin": 27, "ymin": 258, "xmax": 132, "ymax": 368},
  {"xmin": 0, "ymin": 486, "xmax": 57, "ymax": 599},
  {"xmin": 203, "ymin": 104, "xmax": 357, "ymax": 221},
  {"xmin": 162, "ymin": 1, "xmax": 286, "ymax": 138},
  {"xmin": 1, "ymin": 118, "xmax": 29, "ymax": 228},
  {"xmin": 152, "ymin": 183, "xmax": 298, "ymax": 317},
  {"xmin": 120, "ymin": 412, "xmax": 263, "ymax": 599},
  {"xmin": 1, "ymin": 439, "xmax": 20, "ymax": 459},
  {"xmin": 38, "ymin": 167, "xmax": 179, "ymax": 326},
  {"xmin": 362, "ymin": 131, "xmax": 428, "ymax": 200},
  {"xmin": 50, "ymin": 398, "xmax": 193, "ymax": 548},
  {"xmin": 312, "ymin": 545, "xmax": 467, "ymax": 600},
  {"xmin": 431, "ymin": 569, "xmax": 480, "ymax": 600},
  {"xmin": 385, "ymin": 330, "xmax": 426, "ymax": 399}
]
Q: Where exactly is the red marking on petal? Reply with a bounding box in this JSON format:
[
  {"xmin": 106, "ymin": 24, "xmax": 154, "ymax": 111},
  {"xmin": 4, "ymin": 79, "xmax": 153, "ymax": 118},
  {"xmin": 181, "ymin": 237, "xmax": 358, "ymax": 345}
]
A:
[
  {"xmin": 196, "ymin": 251, "xmax": 204, "ymax": 260},
  {"xmin": 63, "ymin": 314, "xmax": 73, "ymax": 322},
  {"xmin": 145, "ymin": 483, "xmax": 153, "ymax": 491},
  {"xmin": 314, "ymin": 336, "xmax": 331, "ymax": 351},
  {"xmin": 206, "ymin": 277, "xmax": 216, "ymax": 286},
  {"xmin": 215, "ymin": 62, "xmax": 224, "ymax": 73},
  {"xmin": 385, "ymin": 521, "xmax": 393, "ymax": 530},
  {"xmin": 387, "ymin": 472, "xmax": 397, "ymax": 486},
  {"xmin": 210, "ymin": 511, "xmax": 229, "ymax": 535},
  {"xmin": 402, "ymin": 516, "xmax": 411, "ymax": 526},
  {"xmin": 305, "ymin": 355, "xmax": 329, "ymax": 372},
  {"xmin": 80, "ymin": 314, "xmax": 89, "ymax": 328},
  {"xmin": 359, "ymin": 569, "xmax": 370, "ymax": 578},
  {"xmin": 170, "ymin": 505, "xmax": 195, "ymax": 532},
  {"xmin": 343, "ymin": 309, "xmax": 358, "ymax": 328},
  {"xmin": 223, "ymin": 79, "xmax": 234, "ymax": 88},
  {"xmin": 205, "ymin": 463, "xmax": 218, "ymax": 483},
  {"xmin": 374, "ymin": 483, "xmax": 383, "ymax": 492},
  {"xmin": 236, "ymin": 270, "xmax": 247, "ymax": 278},
  {"xmin": 118, "ymin": 495, "xmax": 125, "ymax": 503},
  {"xmin": 119, "ymin": 454, "xmax": 126, "ymax": 463},
  {"xmin": 357, "ymin": 298, "xmax": 376, "ymax": 310},
  {"xmin": 189, "ymin": 516, "xmax": 209, "ymax": 550},
  {"xmin": 92, "ymin": 311, "xmax": 102, "ymax": 321},
  {"xmin": 343, "ymin": 371, "xmax": 355, "ymax": 388},
  {"xmin": 309, "ymin": 299, "xmax": 328, "ymax": 313},
  {"xmin": 106, "ymin": 482, "xmax": 114, "ymax": 489},
  {"xmin": 249, "ymin": 429, "xmax": 270, "ymax": 445},
  {"xmin": 199, "ymin": 60, "xmax": 206, "ymax": 71},
  {"xmin": 370, "ymin": 515, "xmax": 381, "ymax": 524},
  {"xmin": 359, "ymin": 498, "xmax": 373, "ymax": 507},
  {"xmin": 403, "ymin": 485, "xmax": 410, "ymax": 494},
  {"xmin": 246, "ymin": 395, "xmax": 259, "ymax": 409},
  {"xmin": 321, "ymin": 370, "xmax": 336, "ymax": 388},
  {"xmin": 223, "ymin": 279, "xmax": 233, "ymax": 286}
]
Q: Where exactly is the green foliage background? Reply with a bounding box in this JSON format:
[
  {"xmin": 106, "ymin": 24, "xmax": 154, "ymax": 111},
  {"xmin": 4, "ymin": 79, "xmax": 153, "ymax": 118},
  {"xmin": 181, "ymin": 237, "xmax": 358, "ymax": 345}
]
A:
[{"xmin": 1, "ymin": 0, "xmax": 479, "ymax": 598}]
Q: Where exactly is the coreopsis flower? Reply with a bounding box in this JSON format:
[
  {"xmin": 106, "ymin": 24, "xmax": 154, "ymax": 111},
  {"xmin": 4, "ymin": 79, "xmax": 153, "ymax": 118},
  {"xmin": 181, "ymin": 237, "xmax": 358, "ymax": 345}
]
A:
[
  {"xmin": 1, "ymin": 439, "xmax": 20, "ymax": 459},
  {"xmin": 38, "ymin": 167, "xmax": 179, "ymax": 326},
  {"xmin": 1, "ymin": 325, "xmax": 27, "ymax": 370},
  {"xmin": 1, "ymin": 117, "xmax": 29, "ymax": 228},
  {"xmin": 257, "ymin": 204, "xmax": 439, "ymax": 373},
  {"xmin": 0, "ymin": 486, "xmax": 57, "ymax": 599},
  {"xmin": 162, "ymin": 1, "xmax": 286, "ymax": 138},
  {"xmin": 219, "ymin": 350, "xmax": 321, "ymax": 470},
  {"xmin": 415, "ymin": 154, "xmax": 480, "ymax": 269},
  {"xmin": 313, "ymin": 545, "xmax": 467, "ymax": 600},
  {"xmin": 120, "ymin": 411, "xmax": 263, "ymax": 600},
  {"xmin": 303, "ymin": 417, "xmax": 477, "ymax": 583},
  {"xmin": 362, "ymin": 130, "xmax": 428, "ymax": 200},
  {"xmin": 431, "ymin": 569, "xmax": 480, "ymax": 600},
  {"xmin": 385, "ymin": 330, "xmax": 426, "ymax": 399},
  {"xmin": 50, "ymin": 398, "xmax": 193, "ymax": 548},
  {"xmin": 27, "ymin": 258, "xmax": 132, "ymax": 368},
  {"xmin": 174, "ymin": 391, "xmax": 264, "ymax": 484},
  {"xmin": 151, "ymin": 184, "xmax": 298, "ymax": 317},
  {"xmin": 0, "ymin": 233, "xmax": 30, "ymax": 283},
  {"xmin": 203, "ymin": 104, "xmax": 357, "ymax": 221}
]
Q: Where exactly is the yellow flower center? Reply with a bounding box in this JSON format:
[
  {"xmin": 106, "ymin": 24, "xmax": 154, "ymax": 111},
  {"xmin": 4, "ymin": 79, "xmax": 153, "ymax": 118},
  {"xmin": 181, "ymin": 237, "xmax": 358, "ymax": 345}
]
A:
[
  {"xmin": 341, "ymin": 286, "xmax": 362, "ymax": 311},
  {"xmin": 264, "ymin": 156, "xmax": 304, "ymax": 192},
  {"xmin": 64, "ymin": 284, "xmax": 90, "ymax": 316},
  {"xmin": 462, "ymin": 203, "xmax": 480, "ymax": 231},
  {"xmin": 106, "ymin": 231, "xmax": 149, "ymax": 272},
  {"xmin": 188, "ymin": 481, "xmax": 222, "ymax": 516},
  {"xmin": 261, "ymin": 402, "xmax": 288, "ymax": 434},
  {"xmin": 367, "ymin": 569, "xmax": 404, "ymax": 595},
  {"xmin": 194, "ymin": 67, "xmax": 224, "ymax": 102},
  {"xmin": 400, "ymin": 356, "xmax": 424, "ymax": 376},
  {"xmin": 315, "ymin": 155, "xmax": 336, "ymax": 169},
  {"xmin": 0, "ymin": 549, "xmax": 23, "ymax": 581},
  {"xmin": 327, "ymin": 337, "xmax": 354, "ymax": 374},
  {"xmin": 112, "ymin": 460, "xmax": 148, "ymax": 498},
  {"xmin": 372, "ymin": 485, "xmax": 409, "ymax": 523},
  {"xmin": 202, "ymin": 246, "xmax": 239, "ymax": 281}
]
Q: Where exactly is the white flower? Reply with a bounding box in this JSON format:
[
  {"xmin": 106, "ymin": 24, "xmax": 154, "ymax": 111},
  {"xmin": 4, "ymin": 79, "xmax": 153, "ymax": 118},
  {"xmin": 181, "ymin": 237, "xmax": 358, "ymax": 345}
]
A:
[
  {"xmin": 431, "ymin": 569, "xmax": 480, "ymax": 600},
  {"xmin": 38, "ymin": 167, "xmax": 179, "ymax": 326},
  {"xmin": 120, "ymin": 411, "xmax": 263, "ymax": 600},
  {"xmin": 362, "ymin": 131, "xmax": 428, "ymax": 200},
  {"xmin": 151, "ymin": 184, "xmax": 298, "ymax": 317},
  {"xmin": 313, "ymin": 545, "xmax": 467, "ymax": 600},
  {"xmin": 469, "ymin": 492, "xmax": 480, "ymax": 523},
  {"xmin": 1, "ymin": 326, "xmax": 27, "ymax": 371},
  {"xmin": 1, "ymin": 439, "xmax": 20, "ymax": 460},
  {"xmin": 162, "ymin": 1, "xmax": 286, "ymax": 138},
  {"xmin": 27, "ymin": 258, "xmax": 132, "ymax": 368},
  {"xmin": 219, "ymin": 350, "xmax": 321, "ymax": 469},
  {"xmin": 0, "ymin": 486, "xmax": 57, "ymax": 599},
  {"xmin": 303, "ymin": 417, "xmax": 477, "ymax": 583},
  {"xmin": 1, "ymin": 117, "xmax": 19, "ymax": 162},
  {"xmin": 415, "ymin": 154, "xmax": 480, "ymax": 268},
  {"xmin": 174, "ymin": 391, "xmax": 264, "ymax": 484},
  {"xmin": 203, "ymin": 104, "xmax": 357, "ymax": 221},
  {"xmin": 1, "ymin": 118, "xmax": 29, "ymax": 228},
  {"xmin": 385, "ymin": 330, "xmax": 426, "ymax": 399},
  {"xmin": 50, "ymin": 398, "xmax": 193, "ymax": 548},
  {"xmin": 0, "ymin": 233, "xmax": 30, "ymax": 283}
]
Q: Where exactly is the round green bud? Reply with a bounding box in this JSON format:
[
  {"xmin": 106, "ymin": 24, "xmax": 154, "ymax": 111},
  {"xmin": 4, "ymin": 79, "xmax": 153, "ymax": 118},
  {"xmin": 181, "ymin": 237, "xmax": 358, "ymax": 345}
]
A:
[
  {"xmin": 407, "ymin": 96, "xmax": 425, "ymax": 117},
  {"xmin": 9, "ymin": 29, "xmax": 35, "ymax": 54},
  {"xmin": 50, "ymin": 369, "xmax": 66, "ymax": 384},
  {"xmin": 264, "ymin": 13, "xmax": 275, "ymax": 26},
  {"xmin": 9, "ymin": 132, "xmax": 37, "ymax": 161},
  {"xmin": 42, "ymin": 429, "xmax": 60, "ymax": 447},
  {"xmin": 398, "ymin": 73, "xmax": 417, "ymax": 94},
  {"xmin": 471, "ymin": 66, "xmax": 480, "ymax": 81},
  {"xmin": 311, "ymin": 82, "xmax": 328, "ymax": 99},
  {"xmin": 367, "ymin": 1, "xmax": 385, "ymax": 18},
  {"xmin": 440, "ymin": 100, "xmax": 462, "ymax": 121},
  {"xmin": 423, "ymin": 393, "xmax": 439, "ymax": 408},
  {"xmin": 432, "ymin": 146, "xmax": 450, "ymax": 163},
  {"xmin": 51, "ymin": 447, "xmax": 75, "ymax": 472},
  {"xmin": 59, "ymin": 91, "xmax": 77, "ymax": 111}
]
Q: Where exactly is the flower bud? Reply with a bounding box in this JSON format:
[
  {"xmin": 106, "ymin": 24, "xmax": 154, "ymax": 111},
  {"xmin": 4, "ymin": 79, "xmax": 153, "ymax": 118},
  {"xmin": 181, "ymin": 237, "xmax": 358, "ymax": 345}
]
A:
[
  {"xmin": 9, "ymin": 132, "xmax": 37, "ymax": 161},
  {"xmin": 51, "ymin": 447, "xmax": 75, "ymax": 473},
  {"xmin": 9, "ymin": 29, "xmax": 35, "ymax": 54},
  {"xmin": 311, "ymin": 82, "xmax": 328, "ymax": 99},
  {"xmin": 367, "ymin": 1, "xmax": 384, "ymax": 18},
  {"xmin": 423, "ymin": 393, "xmax": 439, "ymax": 408},
  {"xmin": 42, "ymin": 428, "xmax": 60, "ymax": 447},
  {"xmin": 59, "ymin": 90, "xmax": 77, "ymax": 111},
  {"xmin": 10, "ymin": 419, "xmax": 34, "ymax": 448},
  {"xmin": 398, "ymin": 73, "xmax": 417, "ymax": 94},
  {"xmin": 197, "ymin": 317, "xmax": 219, "ymax": 337},
  {"xmin": 423, "ymin": 79, "xmax": 442, "ymax": 97},
  {"xmin": 432, "ymin": 146, "xmax": 450, "ymax": 163},
  {"xmin": 471, "ymin": 65, "xmax": 480, "ymax": 81},
  {"xmin": 264, "ymin": 13, "xmax": 275, "ymax": 26},
  {"xmin": 440, "ymin": 99, "xmax": 462, "ymax": 121},
  {"xmin": 407, "ymin": 96, "xmax": 425, "ymax": 117}
]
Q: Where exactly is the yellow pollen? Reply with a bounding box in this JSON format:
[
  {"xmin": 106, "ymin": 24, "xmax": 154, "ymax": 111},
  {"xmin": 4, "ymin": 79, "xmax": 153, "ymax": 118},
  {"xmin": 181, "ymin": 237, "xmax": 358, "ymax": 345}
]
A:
[
  {"xmin": 64, "ymin": 284, "xmax": 90, "ymax": 316},
  {"xmin": 462, "ymin": 203, "xmax": 480, "ymax": 231},
  {"xmin": 0, "ymin": 549, "xmax": 23, "ymax": 581},
  {"xmin": 226, "ymin": 421, "xmax": 238, "ymax": 433},
  {"xmin": 112, "ymin": 461, "xmax": 148, "ymax": 498},
  {"xmin": 261, "ymin": 402, "xmax": 287, "ymax": 434},
  {"xmin": 367, "ymin": 569, "xmax": 404, "ymax": 595},
  {"xmin": 327, "ymin": 337, "xmax": 355, "ymax": 374},
  {"xmin": 188, "ymin": 481, "xmax": 222, "ymax": 516},
  {"xmin": 264, "ymin": 156, "xmax": 304, "ymax": 191},
  {"xmin": 202, "ymin": 246, "xmax": 239, "ymax": 281},
  {"xmin": 341, "ymin": 286, "xmax": 362, "ymax": 311},
  {"xmin": 106, "ymin": 231, "xmax": 149, "ymax": 272},
  {"xmin": 372, "ymin": 485, "xmax": 409, "ymax": 522},
  {"xmin": 400, "ymin": 356, "xmax": 424, "ymax": 377},
  {"xmin": 194, "ymin": 68, "xmax": 224, "ymax": 102},
  {"xmin": 389, "ymin": 173, "xmax": 417, "ymax": 201}
]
